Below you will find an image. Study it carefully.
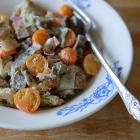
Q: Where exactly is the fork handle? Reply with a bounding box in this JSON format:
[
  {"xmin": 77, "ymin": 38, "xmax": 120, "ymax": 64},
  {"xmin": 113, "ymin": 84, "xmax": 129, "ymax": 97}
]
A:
[{"xmin": 86, "ymin": 33, "xmax": 140, "ymax": 121}]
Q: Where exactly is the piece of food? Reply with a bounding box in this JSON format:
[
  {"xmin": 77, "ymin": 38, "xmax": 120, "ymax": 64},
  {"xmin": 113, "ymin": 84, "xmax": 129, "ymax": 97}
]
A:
[
  {"xmin": 32, "ymin": 29, "xmax": 49, "ymax": 46},
  {"xmin": 12, "ymin": 16, "xmax": 30, "ymax": 40},
  {"xmin": 41, "ymin": 14, "xmax": 67, "ymax": 28},
  {"xmin": 26, "ymin": 54, "xmax": 48, "ymax": 76},
  {"xmin": 51, "ymin": 17, "xmax": 67, "ymax": 28},
  {"xmin": 73, "ymin": 35, "xmax": 86, "ymax": 60},
  {"xmin": 20, "ymin": 38, "xmax": 32, "ymax": 50},
  {"xmin": 74, "ymin": 66, "xmax": 87, "ymax": 89},
  {"xmin": 15, "ymin": 0, "xmax": 46, "ymax": 17},
  {"xmin": 60, "ymin": 28, "xmax": 76, "ymax": 48},
  {"xmin": 37, "ymin": 66, "xmax": 57, "ymax": 89},
  {"xmin": 0, "ymin": 49, "xmax": 16, "ymax": 58},
  {"xmin": 54, "ymin": 61, "xmax": 68, "ymax": 75},
  {"xmin": 38, "ymin": 80, "xmax": 56, "ymax": 91},
  {"xmin": 59, "ymin": 89, "xmax": 74, "ymax": 99},
  {"xmin": 0, "ymin": 58, "xmax": 3, "ymax": 75},
  {"xmin": 42, "ymin": 80, "xmax": 57, "ymax": 89},
  {"xmin": 64, "ymin": 28, "xmax": 76, "ymax": 47},
  {"xmin": 0, "ymin": 14, "xmax": 19, "ymax": 59},
  {"xmin": 58, "ymin": 65, "xmax": 87, "ymax": 90},
  {"xmin": 58, "ymin": 65, "xmax": 76, "ymax": 90},
  {"xmin": 12, "ymin": 0, "xmax": 41, "ymax": 37},
  {"xmin": 58, "ymin": 4, "xmax": 73, "ymax": 17},
  {"xmin": 41, "ymin": 94, "xmax": 64, "ymax": 107},
  {"xmin": 0, "ymin": 39, "xmax": 19, "ymax": 52},
  {"xmin": 37, "ymin": 82, "xmax": 50, "ymax": 92},
  {"xmin": 0, "ymin": 57, "xmax": 13, "ymax": 78},
  {"xmin": 60, "ymin": 47, "xmax": 77, "ymax": 65},
  {"xmin": 47, "ymin": 55, "xmax": 60, "ymax": 64},
  {"xmin": 67, "ymin": 16, "xmax": 85, "ymax": 35},
  {"xmin": 0, "ymin": 78, "xmax": 9, "ymax": 87},
  {"xmin": 10, "ymin": 70, "xmax": 27, "ymax": 90},
  {"xmin": 43, "ymin": 36, "xmax": 60, "ymax": 54},
  {"xmin": 83, "ymin": 53, "xmax": 100, "ymax": 76},
  {"xmin": 21, "ymin": 69, "xmax": 32, "ymax": 86},
  {"xmin": 13, "ymin": 88, "xmax": 41, "ymax": 113},
  {"xmin": 0, "ymin": 13, "xmax": 11, "ymax": 40},
  {"xmin": 0, "ymin": 88, "xmax": 15, "ymax": 107}
]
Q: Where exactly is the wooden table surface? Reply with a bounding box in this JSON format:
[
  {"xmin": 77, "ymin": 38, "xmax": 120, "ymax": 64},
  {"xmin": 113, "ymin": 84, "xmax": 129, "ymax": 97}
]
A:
[{"xmin": 0, "ymin": 0, "xmax": 140, "ymax": 140}]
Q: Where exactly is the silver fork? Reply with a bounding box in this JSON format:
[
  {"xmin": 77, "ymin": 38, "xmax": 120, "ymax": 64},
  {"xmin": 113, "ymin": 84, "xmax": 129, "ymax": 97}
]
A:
[{"xmin": 72, "ymin": 4, "xmax": 140, "ymax": 122}]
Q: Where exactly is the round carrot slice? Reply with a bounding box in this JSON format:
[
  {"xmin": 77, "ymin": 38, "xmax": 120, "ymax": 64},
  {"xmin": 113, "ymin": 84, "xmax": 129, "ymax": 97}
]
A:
[
  {"xmin": 60, "ymin": 47, "xmax": 77, "ymax": 65},
  {"xmin": 32, "ymin": 29, "xmax": 49, "ymax": 46},
  {"xmin": 26, "ymin": 54, "xmax": 48, "ymax": 76},
  {"xmin": 0, "ymin": 48, "xmax": 16, "ymax": 58},
  {"xmin": 64, "ymin": 28, "xmax": 76, "ymax": 47},
  {"xmin": 83, "ymin": 53, "xmax": 100, "ymax": 76},
  {"xmin": 58, "ymin": 4, "xmax": 73, "ymax": 17},
  {"xmin": 13, "ymin": 88, "xmax": 41, "ymax": 113}
]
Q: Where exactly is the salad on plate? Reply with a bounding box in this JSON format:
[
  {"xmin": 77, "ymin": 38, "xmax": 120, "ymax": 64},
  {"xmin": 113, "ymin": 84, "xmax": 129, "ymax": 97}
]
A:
[{"xmin": 0, "ymin": 0, "xmax": 100, "ymax": 113}]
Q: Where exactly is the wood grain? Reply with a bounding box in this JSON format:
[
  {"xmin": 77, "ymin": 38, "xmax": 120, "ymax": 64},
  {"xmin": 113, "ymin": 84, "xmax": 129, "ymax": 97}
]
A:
[{"xmin": 0, "ymin": 1, "xmax": 140, "ymax": 140}]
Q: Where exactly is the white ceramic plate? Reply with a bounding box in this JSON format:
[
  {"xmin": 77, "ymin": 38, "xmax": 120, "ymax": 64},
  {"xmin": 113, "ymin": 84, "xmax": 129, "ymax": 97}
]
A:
[{"xmin": 0, "ymin": 0, "xmax": 133, "ymax": 130}]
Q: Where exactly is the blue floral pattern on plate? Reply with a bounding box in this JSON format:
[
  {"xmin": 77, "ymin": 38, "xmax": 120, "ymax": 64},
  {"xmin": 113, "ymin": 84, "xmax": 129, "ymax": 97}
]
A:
[
  {"xmin": 57, "ymin": 61, "xmax": 123, "ymax": 116},
  {"xmin": 64, "ymin": 0, "xmax": 91, "ymax": 9}
]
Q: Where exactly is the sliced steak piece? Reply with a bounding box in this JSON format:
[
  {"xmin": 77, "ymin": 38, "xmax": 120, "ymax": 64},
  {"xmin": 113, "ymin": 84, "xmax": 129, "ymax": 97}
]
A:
[{"xmin": 74, "ymin": 66, "xmax": 87, "ymax": 90}]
